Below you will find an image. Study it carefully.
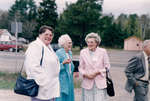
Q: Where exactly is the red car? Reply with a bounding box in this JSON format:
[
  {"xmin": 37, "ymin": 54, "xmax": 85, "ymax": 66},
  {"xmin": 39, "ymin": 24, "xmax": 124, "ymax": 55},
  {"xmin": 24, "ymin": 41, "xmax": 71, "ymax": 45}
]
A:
[{"xmin": 0, "ymin": 41, "xmax": 23, "ymax": 52}]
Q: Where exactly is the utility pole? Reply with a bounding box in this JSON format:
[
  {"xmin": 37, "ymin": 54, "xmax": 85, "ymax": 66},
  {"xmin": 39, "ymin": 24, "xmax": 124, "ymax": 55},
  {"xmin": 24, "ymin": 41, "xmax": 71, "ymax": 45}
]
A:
[
  {"xmin": 11, "ymin": 16, "xmax": 22, "ymax": 72},
  {"xmin": 15, "ymin": 19, "xmax": 18, "ymax": 54}
]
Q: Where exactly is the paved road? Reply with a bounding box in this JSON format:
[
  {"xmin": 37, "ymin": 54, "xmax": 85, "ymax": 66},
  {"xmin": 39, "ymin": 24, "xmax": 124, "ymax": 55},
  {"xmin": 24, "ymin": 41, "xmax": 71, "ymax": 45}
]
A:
[
  {"xmin": 0, "ymin": 50, "xmax": 139, "ymax": 73},
  {"xmin": 0, "ymin": 51, "xmax": 24, "ymax": 73}
]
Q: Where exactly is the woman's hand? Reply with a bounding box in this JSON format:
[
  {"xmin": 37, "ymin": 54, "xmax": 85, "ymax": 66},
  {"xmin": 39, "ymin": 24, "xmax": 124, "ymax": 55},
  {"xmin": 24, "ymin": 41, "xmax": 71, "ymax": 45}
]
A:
[
  {"xmin": 95, "ymin": 71, "xmax": 101, "ymax": 75},
  {"xmin": 87, "ymin": 74, "xmax": 96, "ymax": 79},
  {"xmin": 84, "ymin": 71, "xmax": 100, "ymax": 79},
  {"xmin": 62, "ymin": 59, "xmax": 71, "ymax": 64}
]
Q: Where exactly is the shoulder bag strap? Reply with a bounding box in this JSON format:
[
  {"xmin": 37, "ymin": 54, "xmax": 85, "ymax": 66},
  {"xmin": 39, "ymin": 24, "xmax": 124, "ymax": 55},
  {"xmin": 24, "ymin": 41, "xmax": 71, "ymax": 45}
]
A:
[
  {"xmin": 19, "ymin": 47, "xmax": 44, "ymax": 74},
  {"xmin": 105, "ymin": 67, "xmax": 112, "ymax": 79},
  {"xmin": 40, "ymin": 47, "xmax": 44, "ymax": 66}
]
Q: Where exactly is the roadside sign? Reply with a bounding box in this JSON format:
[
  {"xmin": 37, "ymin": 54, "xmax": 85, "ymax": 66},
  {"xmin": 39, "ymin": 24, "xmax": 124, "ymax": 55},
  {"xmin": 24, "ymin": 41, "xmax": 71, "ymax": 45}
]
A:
[{"xmin": 11, "ymin": 22, "xmax": 22, "ymax": 33}]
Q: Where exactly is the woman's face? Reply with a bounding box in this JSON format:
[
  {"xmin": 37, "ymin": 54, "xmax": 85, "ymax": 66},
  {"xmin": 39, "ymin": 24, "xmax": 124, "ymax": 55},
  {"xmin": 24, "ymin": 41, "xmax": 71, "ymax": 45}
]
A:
[
  {"xmin": 39, "ymin": 29, "xmax": 53, "ymax": 46},
  {"xmin": 87, "ymin": 38, "xmax": 97, "ymax": 51},
  {"xmin": 64, "ymin": 39, "xmax": 72, "ymax": 52}
]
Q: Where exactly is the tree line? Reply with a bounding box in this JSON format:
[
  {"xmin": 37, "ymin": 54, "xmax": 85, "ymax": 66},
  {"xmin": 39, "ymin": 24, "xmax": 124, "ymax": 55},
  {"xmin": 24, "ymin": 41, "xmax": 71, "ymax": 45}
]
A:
[{"xmin": 0, "ymin": 0, "xmax": 150, "ymax": 49}]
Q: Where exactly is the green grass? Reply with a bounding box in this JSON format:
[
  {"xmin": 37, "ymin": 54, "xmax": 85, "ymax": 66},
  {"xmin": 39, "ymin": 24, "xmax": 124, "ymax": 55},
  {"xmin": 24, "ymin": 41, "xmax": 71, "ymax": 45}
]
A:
[
  {"xmin": 0, "ymin": 72, "xmax": 82, "ymax": 89},
  {"xmin": 0, "ymin": 72, "xmax": 18, "ymax": 89}
]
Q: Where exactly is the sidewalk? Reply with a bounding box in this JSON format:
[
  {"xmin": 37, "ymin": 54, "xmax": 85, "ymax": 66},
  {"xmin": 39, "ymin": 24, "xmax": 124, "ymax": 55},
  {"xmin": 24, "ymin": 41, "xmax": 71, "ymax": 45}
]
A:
[
  {"xmin": 0, "ymin": 67, "xmax": 136, "ymax": 101},
  {"xmin": 0, "ymin": 89, "xmax": 81, "ymax": 101}
]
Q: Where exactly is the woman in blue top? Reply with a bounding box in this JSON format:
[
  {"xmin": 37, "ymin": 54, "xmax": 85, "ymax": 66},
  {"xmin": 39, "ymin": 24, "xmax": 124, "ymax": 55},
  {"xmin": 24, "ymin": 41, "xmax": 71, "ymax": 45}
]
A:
[{"xmin": 55, "ymin": 34, "xmax": 75, "ymax": 101}]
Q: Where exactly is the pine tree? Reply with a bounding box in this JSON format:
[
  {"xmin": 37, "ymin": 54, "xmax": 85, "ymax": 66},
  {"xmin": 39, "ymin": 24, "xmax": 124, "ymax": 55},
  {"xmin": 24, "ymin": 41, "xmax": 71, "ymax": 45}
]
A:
[
  {"xmin": 8, "ymin": 0, "xmax": 37, "ymax": 22},
  {"xmin": 36, "ymin": 0, "xmax": 58, "ymax": 29},
  {"xmin": 8, "ymin": 0, "xmax": 37, "ymax": 41},
  {"xmin": 57, "ymin": 0, "xmax": 103, "ymax": 48}
]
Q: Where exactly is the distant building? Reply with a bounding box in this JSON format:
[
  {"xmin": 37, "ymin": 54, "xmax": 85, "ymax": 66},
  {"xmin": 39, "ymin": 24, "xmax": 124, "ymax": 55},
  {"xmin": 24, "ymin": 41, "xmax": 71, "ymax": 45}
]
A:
[
  {"xmin": 124, "ymin": 36, "xmax": 143, "ymax": 51},
  {"xmin": 0, "ymin": 29, "xmax": 16, "ymax": 41}
]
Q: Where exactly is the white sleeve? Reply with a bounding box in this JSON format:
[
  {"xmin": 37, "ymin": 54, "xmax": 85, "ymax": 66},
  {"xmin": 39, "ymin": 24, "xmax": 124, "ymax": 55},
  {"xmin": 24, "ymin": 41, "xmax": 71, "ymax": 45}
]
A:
[{"xmin": 24, "ymin": 43, "xmax": 49, "ymax": 86}]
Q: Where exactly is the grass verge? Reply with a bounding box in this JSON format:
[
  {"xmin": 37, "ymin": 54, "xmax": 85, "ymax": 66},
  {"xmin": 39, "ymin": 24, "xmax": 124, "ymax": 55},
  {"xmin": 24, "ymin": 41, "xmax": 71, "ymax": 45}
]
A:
[
  {"xmin": 0, "ymin": 72, "xmax": 17, "ymax": 89},
  {"xmin": 0, "ymin": 72, "xmax": 81, "ymax": 89}
]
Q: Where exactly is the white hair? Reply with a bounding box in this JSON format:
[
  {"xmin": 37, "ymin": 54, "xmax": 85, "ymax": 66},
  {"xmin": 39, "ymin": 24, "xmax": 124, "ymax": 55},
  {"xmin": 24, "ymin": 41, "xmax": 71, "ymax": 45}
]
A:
[
  {"xmin": 58, "ymin": 34, "xmax": 72, "ymax": 47},
  {"xmin": 85, "ymin": 32, "xmax": 101, "ymax": 46},
  {"xmin": 143, "ymin": 40, "xmax": 150, "ymax": 48}
]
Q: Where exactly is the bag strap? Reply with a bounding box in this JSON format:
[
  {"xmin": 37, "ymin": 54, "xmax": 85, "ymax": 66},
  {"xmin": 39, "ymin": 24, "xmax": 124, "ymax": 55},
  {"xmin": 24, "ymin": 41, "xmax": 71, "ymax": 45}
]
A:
[
  {"xmin": 40, "ymin": 47, "xmax": 44, "ymax": 66},
  {"xmin": 19, "ymin": 47, "xmax": 44, "ymax": 74},
  {"xmin": 105, "ymin": 68, "xmax": 112, "ymax": 79}
]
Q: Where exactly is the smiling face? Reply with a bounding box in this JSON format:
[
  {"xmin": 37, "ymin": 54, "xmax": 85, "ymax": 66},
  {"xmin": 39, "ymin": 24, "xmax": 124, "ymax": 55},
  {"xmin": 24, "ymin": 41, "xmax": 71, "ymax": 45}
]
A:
[
  {"xmin": 87, "ymin": 38, "xmax": 97, "ymax": 51},
  {"xmin": 39, "ymin": 29, "xmax": 53, "ymax": 46},
  {"xmin": 64, "ymin": 39, "xmax": 72, "ymax": 52}
]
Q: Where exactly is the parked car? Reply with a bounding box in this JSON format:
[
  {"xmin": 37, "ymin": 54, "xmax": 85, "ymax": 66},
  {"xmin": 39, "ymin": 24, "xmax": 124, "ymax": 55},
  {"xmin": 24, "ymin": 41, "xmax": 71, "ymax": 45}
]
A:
[{"xmin": 0, "ymin": 41, "xmax": 23, "ymax": 52}]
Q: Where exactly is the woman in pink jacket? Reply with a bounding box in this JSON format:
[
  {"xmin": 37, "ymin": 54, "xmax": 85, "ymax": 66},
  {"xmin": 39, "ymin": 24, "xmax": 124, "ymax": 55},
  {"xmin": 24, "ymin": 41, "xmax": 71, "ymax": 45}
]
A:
[{"xmin": 79, "ymin": 32, "xmax": 111, "ymax": 101}]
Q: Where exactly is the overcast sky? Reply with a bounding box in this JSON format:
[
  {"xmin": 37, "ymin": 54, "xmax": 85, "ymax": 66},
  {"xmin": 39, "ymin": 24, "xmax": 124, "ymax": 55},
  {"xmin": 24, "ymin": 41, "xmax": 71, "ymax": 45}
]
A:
[{"xmin": 0, "ymin": 0, "xmax": 150, "ymax": 17}]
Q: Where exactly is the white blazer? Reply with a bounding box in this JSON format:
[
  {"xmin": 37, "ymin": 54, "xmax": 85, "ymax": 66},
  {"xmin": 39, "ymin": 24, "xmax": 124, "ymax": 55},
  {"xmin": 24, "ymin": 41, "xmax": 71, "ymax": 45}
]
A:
[{"xmin": 24, "ymin": 38, "xmax": 60, "ymax": 100}]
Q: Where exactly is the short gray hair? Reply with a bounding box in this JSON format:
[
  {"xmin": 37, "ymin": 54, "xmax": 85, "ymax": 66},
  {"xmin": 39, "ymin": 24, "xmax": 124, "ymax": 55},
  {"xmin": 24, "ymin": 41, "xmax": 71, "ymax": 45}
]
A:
[
  {"xmin": 85, "ymin": 32, "xmax": 101, "ymax": 46},
  {"xmin": 143, "ymin": 40, "xmax": 150, "ymax": 48},
  {"xmin": 58, "ymin": 34, "xmax": 72, "ymax": 47}
]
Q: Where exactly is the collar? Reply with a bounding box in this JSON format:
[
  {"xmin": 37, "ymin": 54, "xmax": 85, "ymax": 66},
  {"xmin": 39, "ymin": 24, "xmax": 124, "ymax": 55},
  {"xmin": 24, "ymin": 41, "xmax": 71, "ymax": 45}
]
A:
[
  {"xmin": 88, "ymin": 47, "xmax": 98, "ymax": 52},
  {"xmin": 36, "ymin": 37, "xmax": 52, "ymax": 48},
  {"xmin": 36, "ymin": 37, "xmax": 46, "ymax": 46},
  {"xmin": 143, "ymin": 51, "xmax": 148, "ymax": 60}
]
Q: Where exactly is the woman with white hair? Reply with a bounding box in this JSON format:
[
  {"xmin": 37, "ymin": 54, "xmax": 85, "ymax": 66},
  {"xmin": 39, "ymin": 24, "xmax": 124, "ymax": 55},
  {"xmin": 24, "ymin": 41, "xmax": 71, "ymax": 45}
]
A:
[
  {"xmin": 55, "ymin": 34, "xmax": 75, "ymax": 101},
  {"xmin": 79, "ymin": 32, "xmax": 111, "ymax": 101}
]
